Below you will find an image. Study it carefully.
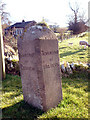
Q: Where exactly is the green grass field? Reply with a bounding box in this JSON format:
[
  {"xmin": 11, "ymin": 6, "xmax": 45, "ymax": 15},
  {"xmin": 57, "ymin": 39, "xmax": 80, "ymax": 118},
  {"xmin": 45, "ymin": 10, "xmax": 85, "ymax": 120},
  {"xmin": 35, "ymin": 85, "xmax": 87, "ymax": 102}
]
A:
[
  {"xmin": 2, "ymin": 72, "xmax": 88, "ymax": 119},
  {"xmin": 1, "ymin": 34, "xmax": 89, "ymax": 119},
  {"xmin": 58, "ymin": 35, "xmax": 88, "ymax": 64}
]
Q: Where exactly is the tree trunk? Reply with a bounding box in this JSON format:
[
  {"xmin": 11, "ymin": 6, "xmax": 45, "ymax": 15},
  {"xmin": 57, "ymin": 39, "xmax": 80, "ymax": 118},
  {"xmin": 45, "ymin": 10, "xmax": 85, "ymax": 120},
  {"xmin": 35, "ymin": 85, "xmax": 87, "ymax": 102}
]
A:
[{"xmin": 0, "ymin": 16, "xmax": 5, "ymax": 80}]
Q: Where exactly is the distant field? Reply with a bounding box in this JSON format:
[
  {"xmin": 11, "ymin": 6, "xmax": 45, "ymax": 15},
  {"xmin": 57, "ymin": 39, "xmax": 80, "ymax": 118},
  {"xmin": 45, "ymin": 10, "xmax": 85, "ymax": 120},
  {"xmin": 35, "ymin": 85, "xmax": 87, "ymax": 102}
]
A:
[{"xmin": 58, "ymin": 34, "xmax": 88, "ymax": 64}]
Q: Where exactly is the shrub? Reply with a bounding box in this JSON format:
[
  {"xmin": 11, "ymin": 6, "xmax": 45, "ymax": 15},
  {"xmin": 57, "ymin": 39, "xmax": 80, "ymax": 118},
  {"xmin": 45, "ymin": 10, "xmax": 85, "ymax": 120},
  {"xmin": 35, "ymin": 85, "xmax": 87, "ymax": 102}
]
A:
[{"xmin": 5, "ymin": 58, "xmax": 20, "ymax": 76}]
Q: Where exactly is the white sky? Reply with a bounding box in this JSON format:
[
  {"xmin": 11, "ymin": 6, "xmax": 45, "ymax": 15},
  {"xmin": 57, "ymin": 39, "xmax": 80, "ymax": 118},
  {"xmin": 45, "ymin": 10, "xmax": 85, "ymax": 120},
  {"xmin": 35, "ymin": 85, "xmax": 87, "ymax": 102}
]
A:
[{"xmin": 3, "ymin": 0, "xmax": 89, "ymax": 27}]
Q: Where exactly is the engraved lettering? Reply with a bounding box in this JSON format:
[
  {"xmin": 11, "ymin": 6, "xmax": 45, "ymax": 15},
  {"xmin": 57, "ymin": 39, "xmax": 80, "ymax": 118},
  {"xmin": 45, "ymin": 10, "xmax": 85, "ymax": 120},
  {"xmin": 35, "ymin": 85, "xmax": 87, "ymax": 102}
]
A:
[
  {"xmin": 20, "ymin": 64, "xmax": 35, "ymax": 71},
  {"xmin": 43, "ymin": 63, "xmax": 59, "ymax": 69},
  {"xmin": 20, "ymin": 53, "xmax": 35, "ymax": 57},
  {"xmin": 41, "ymin": 50, "xmax": 58, "ymax": 56},
  {"xmin": 20, "ymin": 50, "xmax": 58, "ymax": 58}
]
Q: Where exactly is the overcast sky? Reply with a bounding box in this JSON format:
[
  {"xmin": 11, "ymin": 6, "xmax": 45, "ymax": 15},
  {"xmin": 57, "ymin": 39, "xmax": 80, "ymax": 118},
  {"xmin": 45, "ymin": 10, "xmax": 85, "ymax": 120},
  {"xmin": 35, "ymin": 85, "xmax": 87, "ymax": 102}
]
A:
[{"xmin": 3, "ymin": 0, "xmax": 89, "ymax": 27}]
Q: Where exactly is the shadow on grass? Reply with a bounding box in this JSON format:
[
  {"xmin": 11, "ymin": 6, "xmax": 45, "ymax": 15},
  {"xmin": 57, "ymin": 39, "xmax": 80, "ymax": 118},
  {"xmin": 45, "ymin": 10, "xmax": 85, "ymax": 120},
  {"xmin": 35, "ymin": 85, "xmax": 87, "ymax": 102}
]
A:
[
  {"xmin": 2, "ymin": 74, "xmax": 88, "ymax": 119},
  {"xmin": 60, "ymin": 49, "xmax": 86, "ymax": 58},
  {"xmin": 2, "ymin": 100, "xmax": 44, "ymax": 120},
  {"xmin": 59, "ymin": 47, "xmax": 67, "ymax": 49},
  {"xmin": 2, "ymin": 75, "xmax": 44, "ymax": 120}
]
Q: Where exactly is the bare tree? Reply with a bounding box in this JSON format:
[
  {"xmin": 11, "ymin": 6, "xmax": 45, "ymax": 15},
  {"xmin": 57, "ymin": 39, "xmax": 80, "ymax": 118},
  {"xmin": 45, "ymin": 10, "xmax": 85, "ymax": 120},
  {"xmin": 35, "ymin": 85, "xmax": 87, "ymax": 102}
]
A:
[
  {"xmin": 0, "ymin": 1, "xmax": 10, "ymax": 24},
  {"xmin": 68, "ymin": 1, "xmax": 88, "ymax": 34},
  {"xmin": 69, "ymin": 2, "xmax": 79, "ymax": 24}
]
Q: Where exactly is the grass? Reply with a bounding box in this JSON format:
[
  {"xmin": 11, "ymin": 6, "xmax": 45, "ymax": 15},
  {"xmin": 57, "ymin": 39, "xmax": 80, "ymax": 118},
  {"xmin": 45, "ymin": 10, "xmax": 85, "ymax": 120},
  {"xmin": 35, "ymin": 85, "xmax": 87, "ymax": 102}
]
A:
[
  {"xmin": 1, "ymin": 73, "xmax": 88, "ymax": 119},
  {"xmin": 1, "ymin": 75, "xmax": 23, "ymax": 109},
  {"xmin": 39, "ymin": 77, "xmax": 88, "ymax": 119},
  {"xmin": 58, "ymin": 35, "xmax": 88, "ymax": 63},
  {"xmin": 1, "ymin": 34, "xmax": 89, "ymax": 119}
]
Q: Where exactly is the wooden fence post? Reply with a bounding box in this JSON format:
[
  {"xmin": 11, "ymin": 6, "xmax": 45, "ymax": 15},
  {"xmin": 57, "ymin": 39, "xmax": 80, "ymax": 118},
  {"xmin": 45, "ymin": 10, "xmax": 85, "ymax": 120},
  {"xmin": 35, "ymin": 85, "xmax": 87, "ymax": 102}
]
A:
[{"xmin": 0, "ymin": 16, "xmax": 5, "ymax": 80}]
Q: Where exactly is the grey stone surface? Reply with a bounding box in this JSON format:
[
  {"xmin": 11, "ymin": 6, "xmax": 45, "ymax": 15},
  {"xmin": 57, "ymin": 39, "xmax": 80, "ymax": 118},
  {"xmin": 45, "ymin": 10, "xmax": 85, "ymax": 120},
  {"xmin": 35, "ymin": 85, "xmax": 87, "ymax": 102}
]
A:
[{"xmin": 18, "ymin": 25, "xmax": 62, "ymax": 111}]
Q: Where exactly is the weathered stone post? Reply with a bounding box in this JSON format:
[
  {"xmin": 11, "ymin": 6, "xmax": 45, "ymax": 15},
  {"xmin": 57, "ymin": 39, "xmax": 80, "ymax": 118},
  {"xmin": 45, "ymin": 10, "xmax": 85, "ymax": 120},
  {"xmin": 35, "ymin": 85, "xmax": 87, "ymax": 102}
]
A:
[
  {"xmin": 18, "ymin": 25, "xmax": 62, "ymax": 111},
  {"xmin": 0, "ymin": 16, "xmax": 5, "ymax": 80}
]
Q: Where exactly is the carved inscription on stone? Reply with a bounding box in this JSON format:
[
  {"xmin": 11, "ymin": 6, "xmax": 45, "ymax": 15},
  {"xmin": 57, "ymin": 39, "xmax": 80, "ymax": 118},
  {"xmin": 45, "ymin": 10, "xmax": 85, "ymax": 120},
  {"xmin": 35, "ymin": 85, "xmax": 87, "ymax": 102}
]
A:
[
  {"xmin": 20, "ymin": 62, "xmax": 60, "ymax": 71},
  {"xmin": 20, "ymin": 53, "xmax": 35, "ymax": 57},
  {"xmin": 41, "ymin": 50, "xmax": 58, "ymax": 56},
  {"xmin": 20, "ymin": 64, "xmax": 35, "ymax": 71},
  {"xmin": 19, "ymin": 50, "xmax": 59, "ymax": 71},
  {"xmin": 19, "ymin": 50, "xmax": 58, "ymax": 57},
  {"xmin": 43, "ymin": 63, "xmax": 59, "ymax": 69}
]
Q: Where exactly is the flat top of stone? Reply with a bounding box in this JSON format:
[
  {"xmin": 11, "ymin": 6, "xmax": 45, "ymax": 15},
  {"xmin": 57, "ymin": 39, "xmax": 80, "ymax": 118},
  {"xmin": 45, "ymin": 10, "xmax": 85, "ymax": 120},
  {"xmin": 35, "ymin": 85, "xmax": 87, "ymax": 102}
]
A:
[{"xmin": 20, "ymin": 25, "xmax": 57, "ymax": 41}]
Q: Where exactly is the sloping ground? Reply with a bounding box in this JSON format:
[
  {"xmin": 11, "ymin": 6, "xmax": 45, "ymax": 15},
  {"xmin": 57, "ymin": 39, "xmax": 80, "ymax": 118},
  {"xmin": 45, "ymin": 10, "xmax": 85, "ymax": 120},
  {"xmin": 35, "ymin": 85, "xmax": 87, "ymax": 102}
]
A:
[
  {"xmin": 4, "ymin": 32, "xmax": 89, "ymax": 63},
  {"xmin": 58, "ymin": 33, "xmax": 88, "ymax": 63},
  {"xmin": 3, "ymin": 32, "xmax": 89, "ymax": 76}
]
